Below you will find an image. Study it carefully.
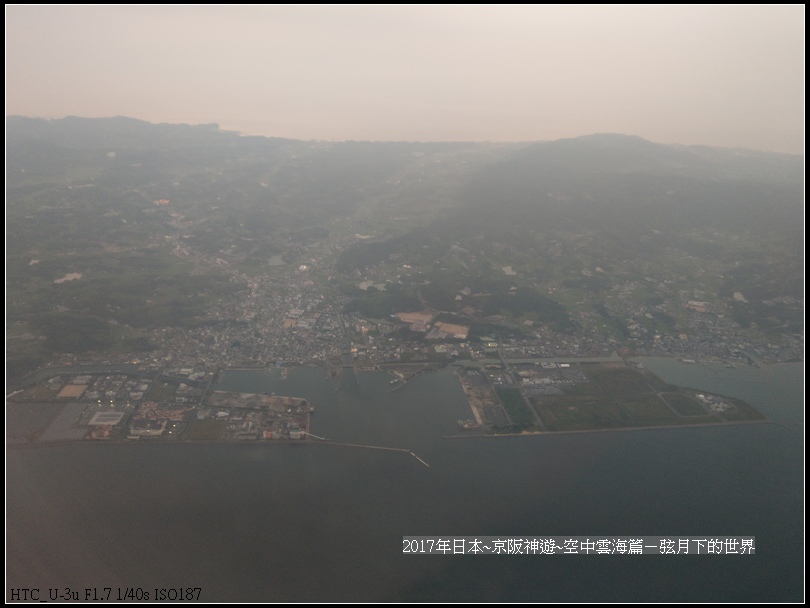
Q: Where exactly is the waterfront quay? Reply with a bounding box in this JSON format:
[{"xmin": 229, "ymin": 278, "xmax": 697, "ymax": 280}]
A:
[{"xmin": 6, "ymin": 365, "xmax": 312, "ymax": 445}]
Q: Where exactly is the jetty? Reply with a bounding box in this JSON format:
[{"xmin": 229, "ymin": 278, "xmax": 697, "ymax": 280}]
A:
[{"xmin": 315, "ymin": 440, "xmax": 430, "ymax": 468}]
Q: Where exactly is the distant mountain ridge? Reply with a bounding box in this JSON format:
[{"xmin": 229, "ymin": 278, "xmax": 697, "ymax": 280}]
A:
[
  {"xmin": 7, "ymin": 115, "xmax": 803, "ymax": 160},
  {"xmin": 8, "ymin": 114, "xmax": 802, "ymax": 241}
]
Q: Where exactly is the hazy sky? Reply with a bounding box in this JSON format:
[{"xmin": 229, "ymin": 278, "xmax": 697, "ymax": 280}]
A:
[{"xmin": 5, "ymin": 5, "xmax": 805, "ymax": 153}]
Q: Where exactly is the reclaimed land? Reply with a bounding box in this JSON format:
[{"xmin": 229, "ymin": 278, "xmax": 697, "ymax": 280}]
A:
[{"xmin": 457, "ymin": 360, "xmax": 765, "ymax": 435}]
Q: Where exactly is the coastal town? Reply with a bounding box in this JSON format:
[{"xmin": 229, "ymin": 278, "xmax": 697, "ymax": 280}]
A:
[
  {"xmin": 6, "ymin": 124, "xmax": 800, "ymax": 449},
  {"xmin": 12, "ymin": 218, "xmax": 800, "ymax": 378},
  {"xmin": 6, "ymin": 215, "xmax": 782, "ymax": 445}
]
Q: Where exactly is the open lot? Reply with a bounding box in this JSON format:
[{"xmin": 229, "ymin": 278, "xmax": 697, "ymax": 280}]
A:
[{"xmin": 531, "ymin": 362, "xmax": 763, "ymax": 432}]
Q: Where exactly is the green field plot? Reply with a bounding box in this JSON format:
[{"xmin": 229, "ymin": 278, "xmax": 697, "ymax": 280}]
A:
[
  {"xmin": 581, "ymin": 364, "xmax": 651, "ymax": 394},
  {"xmin": 186, "ymin": 419, "xmax": 227, "ymax": 440},
  {"xmin": 529, "ymin": 363, "xmax": 766, "ymax": 432},
  {"xmin": 620, "ymin": 394, "xmax": 678, "ymax": 421},
  {"xmin": 532, "ymin": 395, "xmax": 631, "ymax": 431},
  {"xmin": 663, "ymin": 393, "xmax": 709, "ymax": 416},
  {"xmin": 495, "ymin": 387, "xmax": 535, "ymax": 427},
  {"xmin": 638, "ymin": 370, "xmax": 678, "ymax": 392}
]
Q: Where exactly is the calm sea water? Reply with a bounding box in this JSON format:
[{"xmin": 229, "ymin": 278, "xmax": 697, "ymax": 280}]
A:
[{"xmin": 7, "ymin": 361, "xmax": 804, "ymax": 602}]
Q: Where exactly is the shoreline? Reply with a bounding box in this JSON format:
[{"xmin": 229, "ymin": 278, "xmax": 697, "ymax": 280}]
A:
[
  {"xmin": 7, "ymin": 357, "xmax": 785, "ymax": 451},
  {"xmin": 442, "ymin": 417, "xmax": 772, "ymax": 440},
  {"xmin": 11, "ymin": 353, "xmax": 803, "ymax": 392},
  {"xmin": 8, "ymin": 418, "xmax": 774, "ymax": 452}
]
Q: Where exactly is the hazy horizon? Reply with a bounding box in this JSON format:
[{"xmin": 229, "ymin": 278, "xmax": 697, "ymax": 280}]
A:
[{"xmin": 5, "ymin": 5, "xmax": 805, "ymax": 154}]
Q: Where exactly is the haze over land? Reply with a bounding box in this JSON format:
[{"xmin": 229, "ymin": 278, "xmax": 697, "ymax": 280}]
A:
[
  {"xmin": 5, "ymin": 5, "xmax": 804, "ymax": 153},
  {"xmin": 6, "ymin": 116, "xmax": 803, "ymax": 385},
  {"xmin": 5, "ymin": 7, "xmax": 805, "ymax": 600}
]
